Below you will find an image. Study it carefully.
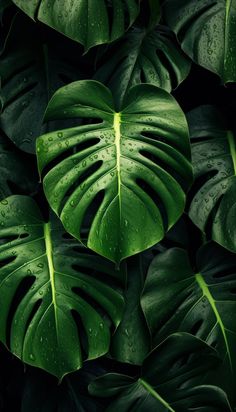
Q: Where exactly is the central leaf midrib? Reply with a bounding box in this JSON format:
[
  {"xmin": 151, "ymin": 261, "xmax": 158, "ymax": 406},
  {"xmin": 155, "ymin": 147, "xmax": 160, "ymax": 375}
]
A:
[
  {"xmin": 44, "ymin": 222, "xmax": 58, "ymax": 335},
  {"xmin": 195, "ymin": 272, "xmax": 232, "ymax": 368},
  {"xmin": 113, "ymin": 112, "xmax": 122, "ymax": 223},
  {"xmin": 227, "ymin": 130, "xmax": 236, "ymax": 175},
  {"xmin": 138, "ymin": 378, "xmax": 175, "ymax": 411}
]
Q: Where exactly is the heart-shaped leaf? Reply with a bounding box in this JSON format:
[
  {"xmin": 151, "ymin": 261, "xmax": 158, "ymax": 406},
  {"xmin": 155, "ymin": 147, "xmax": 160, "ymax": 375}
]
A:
[
  {"xmin": 141, "ymin": 242, "xmax": 236, "ymax": 404},
  {"xmin": 94, "ymin": 25, "xmax": 191, "ymax": 108},
  {"xmin": 0, "ymin": 195, "xmax": 124, "ymax": 378},
  {"xmin": 163, "ymin": 0, "xmax": 236, "ymax": 84},
  {"xmin": 37, "ymin": 80, "xmax": 192, "ymax": 263},
  {"xmin": 89, "ymin": 333, "xmax": 231, "ymax": 411},
  {"xmin": 12, "ymin": 0, "xmax": 140, "ymax": 51},
  {"xmin": 0, "ymin": 13, "xmax": 85, "ymax": 153},
  {"xmin": 186, "ymin": 105, "xmax": 236, "ymax": 252}
]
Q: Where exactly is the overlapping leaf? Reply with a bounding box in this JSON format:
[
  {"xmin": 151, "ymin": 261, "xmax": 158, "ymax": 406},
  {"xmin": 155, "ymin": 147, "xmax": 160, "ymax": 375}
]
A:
[
  {"xmin": 0, "ymin": 195, "xmax": 124, "ymax": 378},
  {"xmin": 141, "ymin": 242, "xmax": 236, "ymax": 404},
  {"xmin": 0, "ymin": 132, "xmax": 38, "ymax": 199},
  {"xmin": 164, "ymin": 0, "xmax": 236, "ymax": 84},
  {"xmin": 94, "ymin": 25, "xmax": 191, "ymax": 108},
  {"xmin": 110, "ymin": 256, "xmax": 150, "ymax": 365},
  {"xmin": 187, "ymin": 105, "xmax": 236, "ymax": 252},
  {"xmin": 12, "ymin": 0, "xmax": 140, "ymax": 51},
  {"xmin": 37, "ymin": 80, "xmax": 192, "ymax": 263},
  {"xmin": 0, "ymin": 13, "xmax": 85, "ymax": 153},
  {"xmin": 89, "ymin": 333, "xmax": 231, "ymax": 411}
]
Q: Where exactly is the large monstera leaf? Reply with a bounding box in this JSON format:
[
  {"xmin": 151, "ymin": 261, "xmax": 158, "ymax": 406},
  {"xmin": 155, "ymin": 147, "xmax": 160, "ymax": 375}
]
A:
[
  {"xmin": 164, "ymin": 0, "xmax": 236, "ymax": 84},
  {"xmin": 94, "ymin": 25, "xmax": 191, "ymax": 108},
  {"xmin": 141, "ymin": 242, "xmax": 236, "ymax": 404},
  {"xmin": 187, "ymin": 105, "xmax": 236, "ymax": 252},
  {"xmin": 89, "ymin": 333, "xmax": 231, "ymax": 411},
  {"xmin": 0, "ymin": 13, "xmax": 84, "ymax": 153},
  {"xmin": 0, "ymin": 195, "xmax": 124, "ymax": 378},
  {"xmin": 12, "ymin": 0, "xmax": 140, "ymax": 51},
  {"xmin": 37, "ymin": 80, "xmax": 192, "ymax": 263},
  {"xmin": 0, "ymin": 132, "xmax": 38, "ymax": 199}
]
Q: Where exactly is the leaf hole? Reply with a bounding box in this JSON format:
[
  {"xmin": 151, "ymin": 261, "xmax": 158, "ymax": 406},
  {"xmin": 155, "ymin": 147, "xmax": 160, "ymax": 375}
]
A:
[
  {"xmin": 136, "ymin": 178, "xmax": 168, "ymax": 230},
  {"xmin": 190, "ymin": 319, "xmax": 204, "ymax": 335},
  {"xmin": 6, "ymin": 276, "xmax": 36, "ymax": 348},
  {"xmin": 140, "ymin": 149, "xmax": 188, "ymax": 190},
  {"xmin": 71, "ymin": 309, "xmax": 89, "ymax": 360},
  {"xmin": 79, "ymin": 189, "xmax": 105, "ymax": 239},
  {"xmin": 72, "ymin": 287, "xmax": 113, "ymax": 331},
  {"xmin": 0, "ymin": 235, "xmax": 18, "ymax": 247}
]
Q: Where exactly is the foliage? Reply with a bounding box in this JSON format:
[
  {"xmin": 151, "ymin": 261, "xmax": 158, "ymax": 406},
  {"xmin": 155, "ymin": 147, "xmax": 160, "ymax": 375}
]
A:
[{"xmin": 0, "ymin": 0, "xmax": 235, "ymax": 410}]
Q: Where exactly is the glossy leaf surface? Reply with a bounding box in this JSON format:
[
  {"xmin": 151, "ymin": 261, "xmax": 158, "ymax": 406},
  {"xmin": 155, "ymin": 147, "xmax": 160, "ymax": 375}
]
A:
[
  {"xmin": 110, "ymin": 256, "xmax": 150, "ymax": 364},
  {"xmin": 141, "ymin": 242, "xmax": 236, "ymax": 403},
  {"xmin": 12, "ymin": 0, "xmax": 140, "ymax": 51},
  {"xmin": 37, "ymin": 80, "xmax": 192, "ymax": 263},
  {"xmin": 0, "ymin": 13, "xmax": 84, "ymax": 153},
  {"xmin": 94, "ymin": 25, "xmax": 191, "ymax": 108},
  {"xmin": 164, "ymin": 0, "xmax": 236, "ymax": 83},
  {"xmin": 0, "ymin": 195, "xmax": 124, "ymax": 378},
  {"xmin": 187, "ymin": 105, "xmax": 236, "ymax": 252},
  {"xmin": 89, "ymin": 333, "xmax": 231, "ymax": 411}
]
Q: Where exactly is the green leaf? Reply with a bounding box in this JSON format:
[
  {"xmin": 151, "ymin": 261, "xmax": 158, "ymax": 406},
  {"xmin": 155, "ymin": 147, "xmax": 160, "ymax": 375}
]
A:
[
  {"xmin": 186, "ymin": 105, "xmax": 236, "ymax": 252},
  {"xmin": 89, "ymin": 333, "xmax": 232, "ymax": 411},
  {"xmin": 110, "ymin": 256, "xmax": 150, "ymax": 365},
  {"xmin": 36, "ymin": 80, "xmax": 192, "ymax": 263},
  {"xmin": 12, "ymin": 0, "xmax": 140, "ymax": 51},
  {"xmin": 0, "ymin": 13, "xmax": 85, "ymax": 153},
  {"xmin": 0, "ymin": 195, "xmax": 124, "ymax": 379},
  {"xmin": 163, "ymin": 0, "xmax": 236, "ymax": 84},
  {"xmin": 94, "ymin": 26, "xmax": 191, "ymax": 108},
  {"xmin": 141, "ymin": 242, "xmax": 236, "ymax": 404},
  {"xmin": 0, "ymin": 133, "xmax": 38, "ymax": 199}
]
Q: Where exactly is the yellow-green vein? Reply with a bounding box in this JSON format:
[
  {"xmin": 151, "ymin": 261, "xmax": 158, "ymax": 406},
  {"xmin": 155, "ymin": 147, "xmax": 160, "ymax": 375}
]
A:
[
  {"xmin": 44, "ymin": 222, "xmax": 58, "ymax": 335},
  {"xmin": 195, "ymin": 272, "xmax": 232, "ymax": 369},
  {"xmin": 139, "ymin": 379, "xmax": 175, "ymax": 412}
]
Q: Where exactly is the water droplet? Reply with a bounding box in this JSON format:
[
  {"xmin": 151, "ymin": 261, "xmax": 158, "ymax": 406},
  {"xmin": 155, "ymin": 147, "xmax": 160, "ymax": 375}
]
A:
[
  {"xmin": 29, "ymin": 353, "xmax": 35, "ymax": 361},
  {"xmin": 57, "ymin": 132, "xmax": 63, "ymax": 138}
]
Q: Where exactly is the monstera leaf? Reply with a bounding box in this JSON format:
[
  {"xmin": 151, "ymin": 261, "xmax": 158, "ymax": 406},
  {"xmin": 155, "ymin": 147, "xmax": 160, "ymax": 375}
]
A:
[
  {"xmin": 141, "ymin": 242, "xmax": 236, "ymax": 404},
  {"xmin": 94, "ymin": 25, "xmax": 191, "ymax": 108},
  {"xmin": 0, "ymin": 132, "xmax": 38, "ymax": 199},
  {"xmin": 164, "ymin": 0, "xmax": 236, "ymax": 84},
  {"xmin": 110, "ymin": 256, "xmax": 150, "ymax": 365},
  {"xmin": 89, "ymin": 333, "xmax": 231, "ymax": 411},
  {"xmin": 12, "ymin": 0, "xmax": 140, "ymax": 51},
  {"xmin": 0, "ymin": 13, "xmax": 85, "ymax": 153},
  {"xmin": 0, "ymin": 195, "xmax": 124, "ymax": 378},
  {"xmin": 186, "ymin": 105, "xmax": 236, "ymax": 252},
  {"xmin": 36, "ymin": 80, "xmax": 192, "ymax": 263}
]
